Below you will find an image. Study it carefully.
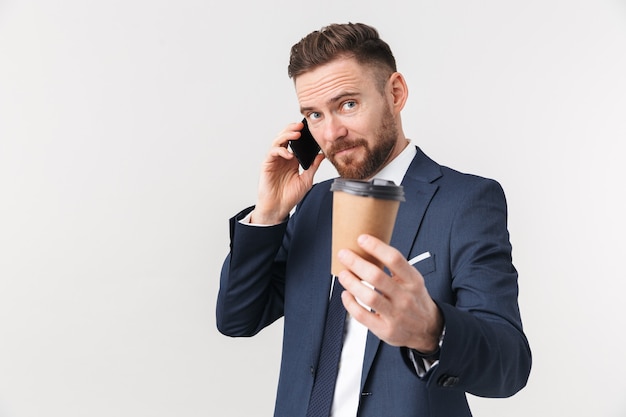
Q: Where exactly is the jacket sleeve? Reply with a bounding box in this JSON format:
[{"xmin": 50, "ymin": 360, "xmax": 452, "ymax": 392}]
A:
[
  {"xmin": 418, "ymin": 178, "xmax": 532, "ymax": 398},
  {"xmin": 215, "ymin": 206, "xmax": 288, "ymax": 337}
]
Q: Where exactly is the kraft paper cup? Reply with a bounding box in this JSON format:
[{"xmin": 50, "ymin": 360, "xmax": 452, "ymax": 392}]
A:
[{"xmin": 330, "ymin": 178, "xmax": 405, "ymax": 276}]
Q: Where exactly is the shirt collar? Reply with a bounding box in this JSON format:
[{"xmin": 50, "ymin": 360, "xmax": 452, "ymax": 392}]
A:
[{"xmin": 373, "ymin": 140, "xmax": 416, "ymax": 185}]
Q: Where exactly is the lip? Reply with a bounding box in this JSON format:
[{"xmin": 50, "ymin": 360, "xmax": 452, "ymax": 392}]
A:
[{"xmin": 333, "ymin": 145, "xmax": 359, "ymax": 157}]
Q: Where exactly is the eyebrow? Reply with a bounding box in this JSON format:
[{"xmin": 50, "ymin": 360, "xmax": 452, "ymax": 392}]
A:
[{"xmin": 300, "ymin": 91, "xmax": 361, "ymax": 114}]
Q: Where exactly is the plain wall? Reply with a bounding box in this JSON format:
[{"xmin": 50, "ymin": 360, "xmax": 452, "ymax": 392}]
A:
[{"xmin": 1, "ymin": 0, "xmax": 625, "ymax": 416}]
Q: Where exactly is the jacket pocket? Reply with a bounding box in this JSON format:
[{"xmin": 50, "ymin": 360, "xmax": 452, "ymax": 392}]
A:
[{"xmin": 410, "ymin": 252, "xmax": 436, "ymax": 276}]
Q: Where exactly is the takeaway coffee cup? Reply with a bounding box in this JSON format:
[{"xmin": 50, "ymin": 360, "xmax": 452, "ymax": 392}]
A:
[{"xmin": 330, "ymin": 178, "xmax": 405, "ymax": 276}]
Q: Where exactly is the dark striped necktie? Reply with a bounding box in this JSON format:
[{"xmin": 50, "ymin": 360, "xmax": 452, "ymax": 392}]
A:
[{"xmin": 306, "ymin": 276, "xmax": 347, "ymax": 417}]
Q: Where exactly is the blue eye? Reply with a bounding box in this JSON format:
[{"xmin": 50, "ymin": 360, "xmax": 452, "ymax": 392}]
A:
[
  {"xmin": 309, "ymin": 112, "xmax": 321, "ymax": 120},
  {"xmin": 343, "ymin": 101, "xmax": 357, "ymax": 110}
]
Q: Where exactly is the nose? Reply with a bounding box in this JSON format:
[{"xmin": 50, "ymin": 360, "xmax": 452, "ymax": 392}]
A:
[{"xmin": 318, "ymin": 116, "xmax": 348, "ymax": 145}]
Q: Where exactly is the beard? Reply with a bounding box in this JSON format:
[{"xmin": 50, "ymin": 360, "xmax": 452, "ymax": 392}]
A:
[{"xmin": 326, "ymin": 106, "xmax": 399, "ymax": 180}]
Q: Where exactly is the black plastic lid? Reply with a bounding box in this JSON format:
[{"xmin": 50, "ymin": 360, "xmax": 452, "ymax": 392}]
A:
[{"xmin": 330, "ymin": 178, "xmax": 405, "ymax": 201}]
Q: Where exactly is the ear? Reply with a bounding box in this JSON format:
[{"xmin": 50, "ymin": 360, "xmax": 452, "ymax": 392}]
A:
[{"xmin": 387, "ymin": 72, "xmax": 408, "ymax": 114}]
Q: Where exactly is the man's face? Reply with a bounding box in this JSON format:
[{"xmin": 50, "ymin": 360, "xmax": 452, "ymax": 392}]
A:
[{"xmin": 295, "ymin": 57, "xmax": 402, "ymax": 180}]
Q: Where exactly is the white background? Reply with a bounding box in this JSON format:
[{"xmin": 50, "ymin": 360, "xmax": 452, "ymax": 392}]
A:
[{"xmin": 1, "ymin": 0, "xmax": 625, "ymax": 416}]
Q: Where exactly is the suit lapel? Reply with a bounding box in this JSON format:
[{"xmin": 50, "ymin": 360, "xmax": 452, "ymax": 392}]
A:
[
  {"xmin": 389, "ymin": 175, "xmax": 438, "ymax": 259},
  {"xmin": 360, "ymin": 147, "xmax": 441, "ymax": 390}
]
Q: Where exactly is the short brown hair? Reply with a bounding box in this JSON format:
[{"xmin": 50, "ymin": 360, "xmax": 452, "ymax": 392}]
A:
[{"xmin": 287, "ymin": 23, "xmax": 397, "ymax": 90}]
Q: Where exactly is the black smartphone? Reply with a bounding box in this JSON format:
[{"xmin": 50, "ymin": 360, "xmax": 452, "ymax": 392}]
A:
[{"xmin": 289, "ymin": 118, "xmax": 321, "ymax": 170}]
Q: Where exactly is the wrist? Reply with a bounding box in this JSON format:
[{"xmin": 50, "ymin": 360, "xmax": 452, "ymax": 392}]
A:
[
  {"xmin": 250, "ymin": 207, "xmax": 287, "ymax": 225},
  {"xmin": 412, "ymin": 325, "xmax": 446, "ymax": 361}
]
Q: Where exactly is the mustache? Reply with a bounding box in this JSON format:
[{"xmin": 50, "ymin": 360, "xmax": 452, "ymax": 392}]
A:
[{"xmin": 327, "ymin": 138, "xmax": 368, "ymax": 157}]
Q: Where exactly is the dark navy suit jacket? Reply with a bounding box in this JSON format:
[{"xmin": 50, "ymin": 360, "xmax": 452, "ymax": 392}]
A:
[{"xmin": 217, "ymin": 146, "xmax": 531, "ymax": 416}]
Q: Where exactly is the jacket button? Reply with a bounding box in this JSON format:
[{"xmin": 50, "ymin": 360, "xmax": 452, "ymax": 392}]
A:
[{"xmin": 437, "ymin": 375, "xmax": 459, "ymax": 388}]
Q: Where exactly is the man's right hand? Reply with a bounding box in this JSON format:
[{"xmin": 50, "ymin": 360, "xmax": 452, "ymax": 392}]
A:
[{"xmin": 250, "ymin": 121, "xmax": 325, "ymax": 225}]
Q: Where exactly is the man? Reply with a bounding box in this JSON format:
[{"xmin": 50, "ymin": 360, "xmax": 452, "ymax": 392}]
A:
[{"xmin": 217, "ymin": 22, "xmax": 531, "ymax": 417}]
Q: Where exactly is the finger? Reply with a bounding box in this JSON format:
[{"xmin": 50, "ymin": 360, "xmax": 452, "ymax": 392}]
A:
[
  {"xmin": 337, "ymin": 248, "xmax": 389, "ymax": 291},
  {"xmin": 299, "ymin": 153, "xmax": 326, "ymax": 181},
  {"xmin": 337, "ymin": 244, "xmax": 404, "ymax": 302},
  {"xmin": 338, "ymin": 268, "xmax": 379, "ymax": 309},
  {"xmin": 339, "ymin": 272, "xmax": 398, "ymax": 343},
  {"xmin": 356, "ymin": 234, "xmax": 421, "ymax": 286},
  {"xmin": 312, "ymin": 152, "xmax": 326, "ymax": 166},
  {"xmin": 339, "ymin": 282, "xmax": 381, "ymax": 328},
  {"xmin": 267, "ymin": 145, "xmax": 295, "ymax": 161},
  {"xmin": 272, "ymin": 123, "xmax": 304, "ymax": 148}
]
